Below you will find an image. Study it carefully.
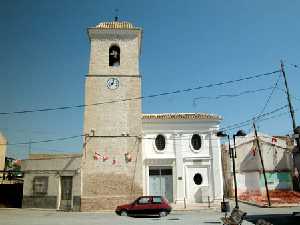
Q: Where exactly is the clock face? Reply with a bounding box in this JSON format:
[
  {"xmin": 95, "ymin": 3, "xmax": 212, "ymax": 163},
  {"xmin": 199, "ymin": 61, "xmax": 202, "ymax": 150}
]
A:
[{"xmin": 107, "ymin": 78, "xmax": 119, "ymax": 90}]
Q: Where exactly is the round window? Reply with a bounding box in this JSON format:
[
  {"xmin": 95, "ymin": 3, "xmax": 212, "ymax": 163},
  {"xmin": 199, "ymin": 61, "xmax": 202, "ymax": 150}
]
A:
[
  {"xmin": 193, "ymin": 173, "xmax": 203, "ymax": 185},
  {"xmin": 191, "ymin": 134, "xmax": 202, "ymax": 150},
  {"xmin": 155, "ymin": 135, "xmax": 166, "ymax": 151}
]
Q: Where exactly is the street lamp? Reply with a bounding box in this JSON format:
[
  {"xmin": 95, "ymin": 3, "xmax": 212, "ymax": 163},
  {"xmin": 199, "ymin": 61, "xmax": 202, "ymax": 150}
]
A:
[{"xmin": 217, "ymin": 130, "xmax": 246, "ymax": 209}]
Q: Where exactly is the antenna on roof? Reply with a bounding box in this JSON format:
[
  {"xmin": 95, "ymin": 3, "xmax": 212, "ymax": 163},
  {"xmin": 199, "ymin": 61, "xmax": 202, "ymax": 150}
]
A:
[{"xmin": 114, "ymin": 9, "xmax": 119, "ymax": 21}]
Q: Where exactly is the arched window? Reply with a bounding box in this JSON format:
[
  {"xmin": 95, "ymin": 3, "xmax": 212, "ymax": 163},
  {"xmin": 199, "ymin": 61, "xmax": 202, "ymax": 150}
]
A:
[
  {"xmin": 109, "ymin": 45, "xmax": 120, "ymax": 67},
  {"xmin": 191, "ymin": 134, "xmax": 202, "ymax": 150},
  {"xmin": 155, "ymin": 135, "xmax": 166, "ymax": 151}
]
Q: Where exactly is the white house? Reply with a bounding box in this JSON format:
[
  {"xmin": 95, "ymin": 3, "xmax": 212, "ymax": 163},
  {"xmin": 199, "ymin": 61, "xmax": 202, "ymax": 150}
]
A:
[{"xmin": 233, "ymin": 132, "xmax": 293, "ymax": 196}]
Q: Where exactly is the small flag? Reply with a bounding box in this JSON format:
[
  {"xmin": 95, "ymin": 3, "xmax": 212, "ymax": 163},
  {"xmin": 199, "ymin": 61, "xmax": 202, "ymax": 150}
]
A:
[
  {"xmin": 12, "ymin": 159, "xmax": 21, "ymax": 166},
  {"xmin": 251, "ymin": 147, "xmax": 256, "ymax": 157},
  {"xmin": 295, "ymin": 168, "xmax": 299, "ymax": 178},
  {"xmin": 94, "ymin": 152, "xmax": 101, "ymax": 160},
  {"xmin": 102, "ymin": 155, "xmax": 109, "ymax": 161},
  {"xmin": 125, "ymin": 152, "xmax": 132, "ymax": 162},
  {"xmin": 271, "ymin": 137, "xmax": 277, "ymax": 144}
]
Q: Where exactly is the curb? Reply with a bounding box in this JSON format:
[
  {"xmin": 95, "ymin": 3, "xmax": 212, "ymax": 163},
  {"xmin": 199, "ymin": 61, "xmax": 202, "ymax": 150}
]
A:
[{"xmin": 239, "ymin": 199, "xmax": 300, "ymax": 208}]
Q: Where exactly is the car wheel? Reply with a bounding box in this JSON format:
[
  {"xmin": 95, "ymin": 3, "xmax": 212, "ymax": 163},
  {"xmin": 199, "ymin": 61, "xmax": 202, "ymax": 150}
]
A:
[
  {"xmin": 159, "ymin": 211, "xmax": 167, "ymax": 217},
  {"xmin": 120, "ymin": 210, "xmax": 127, "ymax": 216}
]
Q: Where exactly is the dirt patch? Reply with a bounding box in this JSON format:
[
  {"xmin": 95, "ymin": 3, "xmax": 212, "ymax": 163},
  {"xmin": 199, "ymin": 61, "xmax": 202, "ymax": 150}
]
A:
[{"xmin": 239, "ymin": 190, "xmax": 300, "ymax": 206}]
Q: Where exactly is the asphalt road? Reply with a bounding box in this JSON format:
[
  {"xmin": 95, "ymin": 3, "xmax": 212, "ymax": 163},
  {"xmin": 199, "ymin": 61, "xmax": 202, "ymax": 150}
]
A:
[
  {"xmin": 1, "ymin": 202, "xmax": 300, "ymax": 225},
  {"xmin": 240, "ymin": 202, "xmax": 300, "ymax": 225},
  {"xmin": 0, "ymin": 208, "xmax": 240, "ymax": 225}
]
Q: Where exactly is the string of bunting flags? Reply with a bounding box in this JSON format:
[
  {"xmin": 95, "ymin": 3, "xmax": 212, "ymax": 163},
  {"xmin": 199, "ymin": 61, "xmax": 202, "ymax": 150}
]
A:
[{"xmin": 93, "ymin": 151, "xmax": 132, "ymax": 164}]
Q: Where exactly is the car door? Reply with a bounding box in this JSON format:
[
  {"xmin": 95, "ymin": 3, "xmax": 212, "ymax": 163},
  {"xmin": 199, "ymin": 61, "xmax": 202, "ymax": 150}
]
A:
[
  {"xmin": 130, "ymin": 197, "xmax": 151, "ymax": 216},
  {"xmin": 151, "ymin": 196, "xmax": 162, "ymax": 214}
]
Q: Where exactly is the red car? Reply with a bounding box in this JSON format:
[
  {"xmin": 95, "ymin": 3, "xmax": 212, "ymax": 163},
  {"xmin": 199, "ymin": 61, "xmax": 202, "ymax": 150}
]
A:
[{"xmin": 115, "ymin": 196, "xmax": 172, "ymax": 217}]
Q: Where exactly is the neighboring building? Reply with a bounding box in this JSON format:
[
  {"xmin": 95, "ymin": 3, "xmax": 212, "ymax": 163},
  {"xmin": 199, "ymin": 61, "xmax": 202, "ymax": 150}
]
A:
[
  {"xmin": 0, "ymin": 132, "xmax": 6, "ymax": 172},
  {"xmin": 230, "ymin": 132, "xmax": 293, "ymax": 196},
  {"xmin": 0, "ymin": 133, "xmax": 23, "ymax": 208},
  {"xmin": 21, "ymin": 20, "xmax": 224, "ymax": 211},
  {"xmin": 22, "ymin": 154, "xmax": 81, "ymax": 210}
]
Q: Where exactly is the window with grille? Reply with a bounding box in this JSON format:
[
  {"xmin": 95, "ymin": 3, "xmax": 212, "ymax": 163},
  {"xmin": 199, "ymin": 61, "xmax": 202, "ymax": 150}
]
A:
[
  {"xmin": 155, "ymin": 134, "xmax": 166, "ymax": 151},
  {"xmin": 33, "ymin": 176, "xmax": 48, "ymax": 195}
]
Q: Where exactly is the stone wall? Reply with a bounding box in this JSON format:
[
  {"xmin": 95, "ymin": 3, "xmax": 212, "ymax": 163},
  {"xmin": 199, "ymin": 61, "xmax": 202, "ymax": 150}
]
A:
[
  {"xmin": 81, "ymin": 24, "xmax": 143, "ymax": 210},
  {"xmin": 81, "ymin": 137, "xmax": 143, "ymax": 210}
]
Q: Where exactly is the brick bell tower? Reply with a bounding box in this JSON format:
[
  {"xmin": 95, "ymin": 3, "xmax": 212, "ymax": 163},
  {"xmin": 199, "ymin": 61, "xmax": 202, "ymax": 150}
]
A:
[{"xmin": 81, "ymin": 20, "xmax": 143, "ymax": 210}]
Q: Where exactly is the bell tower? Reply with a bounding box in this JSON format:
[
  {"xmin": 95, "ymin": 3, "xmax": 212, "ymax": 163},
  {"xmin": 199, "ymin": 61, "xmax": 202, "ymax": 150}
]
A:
[{"xmin": 81, "ymin": 21, "xmax": 143, "ymax": 210}]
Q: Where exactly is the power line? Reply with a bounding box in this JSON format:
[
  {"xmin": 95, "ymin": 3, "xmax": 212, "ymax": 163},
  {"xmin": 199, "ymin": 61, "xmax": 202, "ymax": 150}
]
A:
[
  {"xmin": 2, "ymin": 86, "xmax": 279, "ymax": 136},
  {"xmin": 221, "ymin": 108, "xmax": 292, "ymax": 133},
  {"xmin": 220, "ymin": 104, "xmax": 289, "ymax": 132},
  {"xmin": 0, "ymin": 69, "xmax": 280, "ymax": 116},
  {"xmin": 257, "ymin": 73, "xmax": 281, "ymax": 116},
  {"xmin": 193, "ymin": 86, "xmax": 274, "ymax": 105},
  {"xmin": 1, "ymin": 134, "xmax": 84, "ymax": 146},
  {"xmin": 2, "ymin": 104, "xmax": 289, "ymax": 147},
  {"xmin": 275, "ymin": 87, "xmax": 300, "ymax": 102},
  {"xmin": 287, "ymin": 63, "xmax": 300, "ymax": 69}
]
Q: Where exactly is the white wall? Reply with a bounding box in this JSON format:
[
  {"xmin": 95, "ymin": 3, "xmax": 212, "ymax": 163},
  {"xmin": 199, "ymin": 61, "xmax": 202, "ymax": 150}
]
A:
[{"xmin": 236, "ymin": 172, "xmax": 261, "ymax": 195}]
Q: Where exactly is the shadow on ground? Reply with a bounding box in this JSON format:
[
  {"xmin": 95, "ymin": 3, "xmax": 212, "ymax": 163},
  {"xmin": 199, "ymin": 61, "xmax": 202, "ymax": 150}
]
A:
[{"xmin": 246, "ymin": 214, "xmax": 300, "ymax": 225}]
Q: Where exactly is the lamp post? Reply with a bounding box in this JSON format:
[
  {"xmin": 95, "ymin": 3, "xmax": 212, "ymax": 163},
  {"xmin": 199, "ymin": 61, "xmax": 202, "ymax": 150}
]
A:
[{"xmin": 217, "ymin": 130, "xmax": 246, "ymax": 209}]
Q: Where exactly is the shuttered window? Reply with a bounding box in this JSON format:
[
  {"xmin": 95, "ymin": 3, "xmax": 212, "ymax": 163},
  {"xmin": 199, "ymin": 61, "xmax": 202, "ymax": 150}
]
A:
[{"xmin": 33, "ymin": 176, "xmax": 48, "ymax": 195}]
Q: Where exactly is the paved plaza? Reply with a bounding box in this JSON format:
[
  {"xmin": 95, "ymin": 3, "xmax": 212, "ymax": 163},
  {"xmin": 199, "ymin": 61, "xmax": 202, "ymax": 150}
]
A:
[{"xmin": 1, "ymin": 202, "xmax": 300, "ymax": 225}]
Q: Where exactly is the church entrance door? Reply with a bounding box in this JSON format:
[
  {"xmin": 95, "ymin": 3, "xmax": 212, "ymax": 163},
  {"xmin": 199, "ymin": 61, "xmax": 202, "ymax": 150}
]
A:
[{"xmin": 149, "ymin": 167, "xmax": 173, "ymax": 202}]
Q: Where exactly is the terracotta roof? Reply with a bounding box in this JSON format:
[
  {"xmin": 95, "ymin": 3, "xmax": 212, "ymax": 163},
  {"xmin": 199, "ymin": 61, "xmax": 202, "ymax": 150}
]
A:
[
  {"xmin": 95, "ymin": 21, "xmax": 136, "ymax": 29},
  {"xmin": 142, "ymin": 113, "xmax": 222, "ymax": 121}
]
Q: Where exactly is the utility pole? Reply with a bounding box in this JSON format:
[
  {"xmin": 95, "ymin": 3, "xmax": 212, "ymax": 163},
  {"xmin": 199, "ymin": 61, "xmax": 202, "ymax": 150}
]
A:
[
  {"xmin": 253, "ymin": 121, "xmax": 271, "ymax": 207},
  {"xmin": 280, "ymin": 60, "xmax": 297, "ymax": 132},
  {"xmin": 281, "ymin": 60, "xmax": 300, "ymax": 194}
]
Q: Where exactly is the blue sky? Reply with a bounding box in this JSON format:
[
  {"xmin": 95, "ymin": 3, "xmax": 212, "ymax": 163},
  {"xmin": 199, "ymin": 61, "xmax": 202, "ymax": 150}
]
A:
[{"xmin": 1, "ymin": 0, "xmax": 299, "ymax": 159}]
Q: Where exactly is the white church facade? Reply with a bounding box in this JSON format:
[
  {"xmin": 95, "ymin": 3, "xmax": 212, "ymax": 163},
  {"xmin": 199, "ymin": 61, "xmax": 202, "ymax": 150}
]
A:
[
  {"xmin": 21, "ymin": 20, "xmax": 223, "ymax": 211},
  {"xmin": 142, "ymin": 113, "xmax": 223, "ymax": 204}
]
